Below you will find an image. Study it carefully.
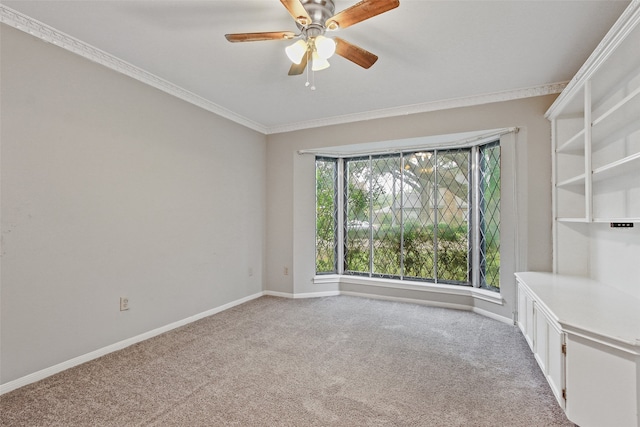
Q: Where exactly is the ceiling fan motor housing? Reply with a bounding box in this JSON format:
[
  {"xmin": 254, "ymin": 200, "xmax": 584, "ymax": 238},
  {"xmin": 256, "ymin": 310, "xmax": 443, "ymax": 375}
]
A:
[{"xmin": 297, "ymin": 0, "xmax": 335, "ymax": 34}]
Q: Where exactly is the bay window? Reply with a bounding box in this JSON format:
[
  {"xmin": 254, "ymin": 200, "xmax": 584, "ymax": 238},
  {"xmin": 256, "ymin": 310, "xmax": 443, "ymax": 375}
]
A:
[{"xmin": 316, "ymin": 140, "xmax": 500, "ymax": 290}]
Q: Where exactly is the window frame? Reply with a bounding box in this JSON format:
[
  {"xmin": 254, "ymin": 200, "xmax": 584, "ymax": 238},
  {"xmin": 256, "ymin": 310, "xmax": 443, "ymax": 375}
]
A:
[{"xmin": 315, "ymin": 140, "xmax": 501, "ymax": 291}]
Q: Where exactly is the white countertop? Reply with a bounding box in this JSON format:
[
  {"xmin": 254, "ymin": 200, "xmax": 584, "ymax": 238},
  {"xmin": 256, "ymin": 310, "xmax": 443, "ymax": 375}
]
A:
[{"xmin": 515, "ymin": 272, "xmax": 640, "ymax": 349}]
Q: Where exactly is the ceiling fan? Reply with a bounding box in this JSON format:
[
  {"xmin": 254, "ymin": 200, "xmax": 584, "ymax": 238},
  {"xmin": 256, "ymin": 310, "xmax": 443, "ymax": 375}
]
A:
[{"xmin": 225, "ymin": 0, "xmax": 400, "ymax": 77}]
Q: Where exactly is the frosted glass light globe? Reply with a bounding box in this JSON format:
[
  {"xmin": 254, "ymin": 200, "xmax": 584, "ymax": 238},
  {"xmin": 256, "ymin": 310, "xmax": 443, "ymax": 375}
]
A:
[
  {"xmin": 285, "ymin": 40, "xmax": 308, "ymax": 64},
  {"xmin": 312, "ymin": 51, "xmax": 330, "ymax": 71},
  {"xmin": 315, "ymin": 36, "xmax": 336, "ymax": 60}
]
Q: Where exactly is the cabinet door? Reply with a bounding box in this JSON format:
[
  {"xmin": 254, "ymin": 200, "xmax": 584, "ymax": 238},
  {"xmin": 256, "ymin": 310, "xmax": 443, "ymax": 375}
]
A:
[
  {"xmin": 516, "ymin": 282, "xmax": 534, "ymax": 350},
  {"xmin": 516, "ymin": 282, "xmax": 527, "ymax": 332},
  {"xmin": 546, "ymin": 322, "xmax": 565, "ymax": 409},
  {"xmin": 533, "ymin": 304, "xmax": 566, "ymax": 409},
  {"xmin": 565, "ymin": 334, "xmax": 639, "ymax": 427},
  {"xmin": 534, "ymin": 302, "xmax": 548, "ymax": 373}
]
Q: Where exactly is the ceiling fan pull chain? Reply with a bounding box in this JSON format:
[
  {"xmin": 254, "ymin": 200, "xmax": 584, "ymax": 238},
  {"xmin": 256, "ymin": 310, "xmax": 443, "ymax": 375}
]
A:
[
  {"xmin": 305, "ymin": 49, "xmax": 311, "ymax": 88},
  {"xmin": 308, "ymin": 49, "xmax": 316, "ymax": 90}
]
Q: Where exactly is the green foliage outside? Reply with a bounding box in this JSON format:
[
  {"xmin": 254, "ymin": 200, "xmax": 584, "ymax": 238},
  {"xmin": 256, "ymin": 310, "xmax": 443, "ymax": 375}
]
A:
[
  {"xmin": 315, "ymin": 160, "xmax": 336, "ymax": 273},
  {"xmin": 346, "ymin": 223, "xmax": 470, "ymax": 282},
  {"xmin": 344, "ymin": 222, "xmax": 500, "ymax": 286},
  {"xmin": 480, "ymin": 143, "xmax": 501, "ymax": 289}
]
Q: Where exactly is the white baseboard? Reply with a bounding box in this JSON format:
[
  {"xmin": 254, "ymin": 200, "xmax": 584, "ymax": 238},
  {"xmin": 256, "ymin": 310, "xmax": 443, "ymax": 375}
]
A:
[
  {"xmin": 266, "ymin": 288, "xmax": 511, "ymax": 323},
  {"xmin": 264, "ymin": 290, "xmax": 340, "ymax": 299},
  {"xmin": 263, "ymin": 290, "xmax": 294, "ymax": 298},
  {"xmin": 472, "ymin": 306, "xmax": 513, "ymax": 325},
  {"xmin": 340, "ymin": 290, "xmax": 473, "ymax": 312},
  {"xmin": 0, "ymin": 292, "xmax": 264, "ymax": 395}
]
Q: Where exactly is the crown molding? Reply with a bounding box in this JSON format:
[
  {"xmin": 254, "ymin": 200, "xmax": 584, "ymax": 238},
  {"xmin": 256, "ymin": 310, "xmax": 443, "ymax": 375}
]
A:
[
  {"xmin": 0, "ymin": 5, "xmax": 268, "ymax": 134},
  {"xmin": 265, "ymin": 82, "xmax": 567, "ymax": 134},
  {"xmin": 1, "ymin": 4, "xmax": 566, "ymax": 136}
]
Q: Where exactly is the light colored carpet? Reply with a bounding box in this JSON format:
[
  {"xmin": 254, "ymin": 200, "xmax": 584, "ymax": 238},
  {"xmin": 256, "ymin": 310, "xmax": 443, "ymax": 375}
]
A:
[{"xmin": 0, "ymin": 295, "xmax": 573, "ymax": 426}]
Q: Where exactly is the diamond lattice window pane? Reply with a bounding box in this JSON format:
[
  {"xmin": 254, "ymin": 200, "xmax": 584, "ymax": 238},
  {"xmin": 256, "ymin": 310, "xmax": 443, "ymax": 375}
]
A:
[
  {"xmin": 371, "ymin": 155, "xmax": 402, "ymax": 277},
  {"xmin": 344, "ymin": 158, "xmax": 372, "ymax": 274},
  {"xmin": 434, "ymin": 149, "xmax": 470, "ymax": 284},
  {"xmin": 401, "ymin": 151, "xmax": 436, "ymax": 279},
  {"xmin": 315, "ymin": 158, "xmax": 337, "ymax": 273},
  {"xmin": 479, "ymin": 143, "xmax": 501, "ymax": 289}
]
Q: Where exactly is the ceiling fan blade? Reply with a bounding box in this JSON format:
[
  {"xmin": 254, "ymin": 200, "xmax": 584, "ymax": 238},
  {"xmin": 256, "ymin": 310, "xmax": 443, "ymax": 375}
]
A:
[
  {"xmin": 288, "ymin": 48, "xmax": 310, "ymax": 75},
  {"xmin": 280, "ymin": 0, "xmax": 312, "ymax": 26},
  {"xmin": 225, "ymin": 31, "xmax": 296, "ymax": 43},
  {"xmin": 334, "ymin": 37, "xmax": 378, "ymax": 69},
  {"xmin": 326, "ymin": 0, "xmax": 400, "ymax": 30}
]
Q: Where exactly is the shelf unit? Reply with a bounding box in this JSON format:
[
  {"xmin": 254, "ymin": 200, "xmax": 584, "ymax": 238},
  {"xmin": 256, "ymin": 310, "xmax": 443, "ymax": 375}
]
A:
[{"xmin": 547, "ymin": 1, "xmax": 640, "ymax": 274}]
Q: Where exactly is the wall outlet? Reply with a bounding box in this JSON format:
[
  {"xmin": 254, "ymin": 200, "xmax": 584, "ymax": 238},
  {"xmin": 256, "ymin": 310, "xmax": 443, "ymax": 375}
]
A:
[
  {"xmin": 248, "ymin": 267, "xmax": 253, "ymax": 277},
  {"xmin": 284, "ymin": 267, "xmax": 289, "ymax": 276},
  {"xmin": 120, "ymin": 297, "xmax": 129, "ymax": 311}
]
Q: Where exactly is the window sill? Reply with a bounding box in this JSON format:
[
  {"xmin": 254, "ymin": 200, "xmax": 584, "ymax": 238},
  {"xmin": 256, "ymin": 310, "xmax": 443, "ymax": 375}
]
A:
[{"xmin": 313, "ymin": 274, "xmax": 503, "ymax": 305}]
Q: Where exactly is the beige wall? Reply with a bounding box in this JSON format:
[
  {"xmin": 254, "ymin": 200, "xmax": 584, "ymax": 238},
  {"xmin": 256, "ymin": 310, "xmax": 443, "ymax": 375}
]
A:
[
  {"xmin": 266, "ymin": 95, "xmax": 557, "ymax": 320},
  {"xmin": 0, "ymin": 26, "xmax": 267, "ymax": 384}
]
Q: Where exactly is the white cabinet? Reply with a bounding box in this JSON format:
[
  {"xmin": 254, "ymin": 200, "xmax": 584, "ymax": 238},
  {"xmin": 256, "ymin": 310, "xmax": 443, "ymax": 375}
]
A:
[
  {"xmin": 516, "ymin": 280, "xmax": 565, "ymax": 408},
  {"xmin": 516, "ymin": 272, "xmax": 640, "ymax": 427}
]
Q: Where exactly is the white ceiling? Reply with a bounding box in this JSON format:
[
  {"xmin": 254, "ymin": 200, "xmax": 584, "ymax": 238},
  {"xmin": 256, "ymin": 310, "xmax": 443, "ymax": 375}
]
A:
[{"xmin": 1, "ymin": 0, "xmax": 630, "ymax": 133}]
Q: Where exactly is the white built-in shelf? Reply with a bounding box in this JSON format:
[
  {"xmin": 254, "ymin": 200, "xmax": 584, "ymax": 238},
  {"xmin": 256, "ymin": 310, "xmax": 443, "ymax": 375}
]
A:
[
  {"xmin": 592, "ymin": 151, "xmax": 640, "ymax": 181},
  {"xmin": 553, "ymin": 86, "xmax": 586, "ymax": 118},
  {"xmin": 549, "ymin": 2, "xmax": 640, "ymax": 229},
  {"xmin": 556, "ymin": 174, "xmax": 586, "ymax": 188},
  {"xmin": 556, "ymin": 217, "xmax": 589, "ymax": 223},
  {"xmin": 558, "ymin": 217, "xmax": 640, "ymax": 224},
  {"xmin": 592, "ymin": 85, "xmax": 640, "ymax": 126},
  {"xmin": 593, "ymin": 217, "xmax": 640, "ymax": 223},
  {"xmin": 589, "ymin": 19, "xmax": 640, "ymax": 110},
  {"xmin": 592, "ymin": 86, "xmax": 640, "ymax": 143},
  {"xmin": 557, "ymin": 128, "xmax": 586, "ymax": 153}
]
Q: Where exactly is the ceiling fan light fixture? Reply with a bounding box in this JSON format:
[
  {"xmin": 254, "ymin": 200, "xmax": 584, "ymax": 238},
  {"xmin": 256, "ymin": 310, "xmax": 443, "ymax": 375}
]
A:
[
  {"xmin": 315, "ymin": 35, "xmax": 336, "ymax": 60},
  {"xmin": 286, "ymin": 39, "xmax": 308, "ymax": 64},
  {"xmin": 312, "ymin": 51, "xmax": 330, "ymax": 71},
  {"xmin": 226, "ymin": 0, "xmax": 399, "ymax": 78}
]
